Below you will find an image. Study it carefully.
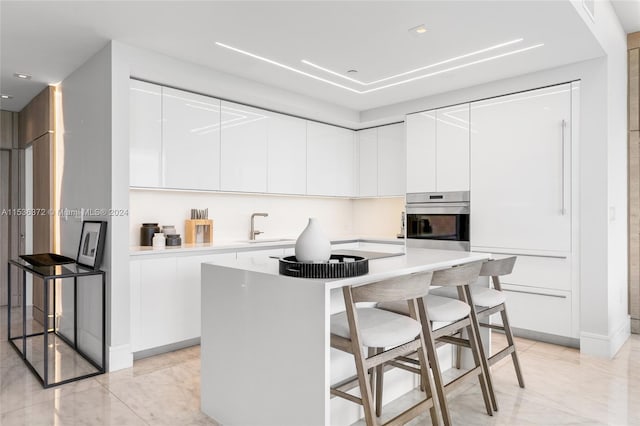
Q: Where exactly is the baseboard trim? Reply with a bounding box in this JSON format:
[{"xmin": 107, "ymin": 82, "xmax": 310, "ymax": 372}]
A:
[
  {"xmin": 108, "ymin": 343, "xmax": 134, "ymax": 372},
  {"xmin": 133, "ymin": 338, "xmax": 200, "ymax": 360},
  {"xmin": 580, "ymin": 316, "xmax": 631, "ymax": 358},
  {"xmin": 510, "ymin": 327, "xmax": 580, "ymax": 348}
]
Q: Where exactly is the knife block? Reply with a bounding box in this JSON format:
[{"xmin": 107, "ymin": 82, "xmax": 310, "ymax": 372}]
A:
[{"xmin": 185, "ymin": 219, "xmax": 214, "ymax": 244}]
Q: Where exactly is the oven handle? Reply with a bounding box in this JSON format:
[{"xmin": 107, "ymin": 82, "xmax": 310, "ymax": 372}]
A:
[{"xmin": 406, "ymin": 206, "xmax": 470, "ymax": 215}]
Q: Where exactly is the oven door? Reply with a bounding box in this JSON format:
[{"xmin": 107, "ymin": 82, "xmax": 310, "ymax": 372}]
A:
[{"xmin": 406, "ymin": 203, "xmax": 470, "ymax": 251}]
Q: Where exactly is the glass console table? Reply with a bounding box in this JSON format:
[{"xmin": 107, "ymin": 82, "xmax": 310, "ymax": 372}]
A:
[{"xmin": 7, "ymin": 258, "xmax": 106, "ymax": 388}]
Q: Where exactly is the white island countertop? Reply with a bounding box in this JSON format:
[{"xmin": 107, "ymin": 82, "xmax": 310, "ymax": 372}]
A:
[
  {"xmin": 200, "ymin": 247, "xmax": 491, "ymax": 426},
  {"xmin": 204, "ymin": 247, "xmax": 490, "ymax": 290}
]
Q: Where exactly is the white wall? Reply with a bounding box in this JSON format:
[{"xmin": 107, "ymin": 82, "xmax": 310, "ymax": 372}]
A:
[
  {"xmin": 130, "ymin": 190, "xmax": 353, "ymax": 244},
  {"xmin": 571, "ymin": 0, "xmax": 629, "ymax": 355},
  {"xmin": 58, "ymin": 42, "xmax": 129, "ymax": 369},
  {"xmin": 129, "ymin": 190, "xmax": 405, "ymax": 245},
  {"xmin": 352, "ymin": 197, "xmax": 405, "ymax": 238}
]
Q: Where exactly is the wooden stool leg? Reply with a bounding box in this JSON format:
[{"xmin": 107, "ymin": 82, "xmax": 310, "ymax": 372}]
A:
[
  {"xmin": 375, "ymin": 348, "xmax": 384, "ymax": 417},
  {"xmin": 418, "ymin": 300, "xmax": 452, "ymax": 426},
  {"xmin": 462, "ymin": 286, "xmax": 496, "ymax": 415},
  {"xmin": 500, "ymin": 307, "xmax": 525, "ymax": 388}
]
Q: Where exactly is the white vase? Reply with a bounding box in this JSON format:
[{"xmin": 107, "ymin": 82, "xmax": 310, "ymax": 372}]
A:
[{"xmin": 295, "ymin": 218, "xmax": 331, "ymax": 263}]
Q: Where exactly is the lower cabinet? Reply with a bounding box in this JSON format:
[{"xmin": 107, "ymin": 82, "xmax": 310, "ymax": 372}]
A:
[
  {"xmin": 477, "ymin": 250, "xmax": 577, "ymax": 340},
  {"xmin": 130, "ymin": 252, "xmax": 236, "ymax": 353},
  {"xmin": 497, "ymin": 284, "xmax": 573, "ymax": 338}
]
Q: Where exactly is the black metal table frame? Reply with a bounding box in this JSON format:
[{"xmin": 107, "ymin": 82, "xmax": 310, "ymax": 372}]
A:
[{"xmin": 7, "ymin": 260, "xmax": 106, "ymax": 388}]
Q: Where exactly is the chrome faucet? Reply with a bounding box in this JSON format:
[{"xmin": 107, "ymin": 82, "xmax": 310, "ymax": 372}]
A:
[{"xmin": 250, "ymin": 212, "xmax": 269, "ymax": 240}]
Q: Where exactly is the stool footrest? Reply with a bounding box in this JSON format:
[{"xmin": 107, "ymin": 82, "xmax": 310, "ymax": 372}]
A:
[
  {"xmin": 488, "ymin": 345, "xmax": 516, "ymax": 366},
  {"xmin": 330, "ymin": 388, "xmax": 363, "ymax": 405},
  {"xmin": 438, "ymin": 335, "xmax": 471, "ymax": 348},
  {"xmin": 383, "ymin": 398, "xmax": 433, "ymax": 426}
]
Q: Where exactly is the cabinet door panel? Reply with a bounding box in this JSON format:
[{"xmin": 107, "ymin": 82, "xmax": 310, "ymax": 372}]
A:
[
  {"xmin": 357, "ymin": 128, "xmax": 378, "ymax": 197},
  {"xmin": 130, "ymin": 80, "xmax": 162, "ymax": 187},
  {"xmin": 220, "ymin": 101, "xmax": 268, "ymax": 192},
  {"xmin": 163, "ymin": 88, "xmax": 221, "ymax": 190},
  {"xmin": 470, "ymin": 84, "xmax": 571, "ymax": 251},
  {"xmin": 497, "ymin": 284, "xmax": 573, "ymax": 338},
  {"xmin": 267, "ymin": 113, "xmax": 306, "ymax": 195},
  {"xmin": 406, "ymin": 112, "xmax": 436, "ymax": 193},
  {"xmin": 307, "ymin": 122, "xmax": 355, "ymax": 197},
  {"xmin": 136, "ymin": 258, "xmax": 179, "ymax": 351},
  {"xmin": 378, "ymin": 123, "xmax": 406, "ymax": 196},
  {"xmin": 436, "ymin": 104, "xmax": 469, "ymax": 192}
]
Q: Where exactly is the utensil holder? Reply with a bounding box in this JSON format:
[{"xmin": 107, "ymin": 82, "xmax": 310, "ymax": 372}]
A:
[{"xmin": 185, "ymin": 219, "xmax": 214, "ymax": 244}]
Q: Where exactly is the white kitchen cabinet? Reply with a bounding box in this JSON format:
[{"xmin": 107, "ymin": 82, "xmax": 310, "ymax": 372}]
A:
[
  {"xmin": 267, "ymin": 113, "xmax": 307, "ymax": 195},
  {"xmin": 130, "ymin": 80, "xmax": 162, "ymax": 187},
  {"xmin": 406, "ymin": 111, "xmax": 436, "ymax": 193},
  {"xmin": 377, "ymin": 123, "xmax": 406, "ymax": 196},
  {"xmin": 357, "ymin": 128, "xmax": 378, "ymax": 197},
  {"xmin": 220, "ymin": 101, "xmax": 268, "ymax": 193},
  {"xmin": 470, "ymin": 84, "xmax": 572, "ymax": 252},
  {"xmin": 436, "ymin": 105, "xmax": 469, "ymax": 192},
  {"xmin": 130, "ymin": 252, "xmax": 236, "ymax": 353},
  {"xmin": 496, "ymin": 283, "xmax": 573, "ymax": 338},
  {"xmin": 162, "ymin": 87, "xmax": 221, "ymax": 190},
  {"xmin": 306, "ymin": 121, "xmax": 355, "ymax": 197}
]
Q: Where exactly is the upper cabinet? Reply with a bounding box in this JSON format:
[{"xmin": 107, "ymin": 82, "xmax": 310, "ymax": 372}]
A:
[
  {"xmin": 406, "ymin": 104, "xmax": 469, "ymax": 193},
  {"xmin": 220, "ymin": 101, "xmax": 268, "ymax": 193},
  {"xmin": 470, "ymin": 84, "xmax": 572, "ymax": 252},
  {"xmin": 307, "ymin": 122, "xmax": 355, "ymax": 197},
  {"xmin": 356, "ymin": 123, "xmax": 406, "ymax": 197},
  {"xmin": 377, "ymin": 123, "xmax": 406, "ymax": 196},
  {"xmin": 267, "ymin": 113, "xmax": 307, "ymax": 195},
  {"xmin": 435, "ymin": 105, "xmax": 469, "ymax": 192},
  {"xmin": 406, "ymin": 111, "xmax": 436, "ymax": 193},
  {"xmin": 130, "ymin": 80, "xmax": 162, "ymax": 188},
  {"xmin": 163, "ymin": 88, "xmax": 221, "ymax": 191},
  {"xmin": 356, "ymin": 128, "xmax": 378, "ymax": 197}
]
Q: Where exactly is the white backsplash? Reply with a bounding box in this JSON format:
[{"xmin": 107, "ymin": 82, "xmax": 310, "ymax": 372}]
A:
[{"xmin": 129, "ymin": 189, "xmax": 404, "ymax": 246}]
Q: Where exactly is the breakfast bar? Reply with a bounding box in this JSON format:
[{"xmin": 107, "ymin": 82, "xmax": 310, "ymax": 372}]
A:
[{"xmin": 200, "ymin": 248, "xmax": 490, "ymax": 426}]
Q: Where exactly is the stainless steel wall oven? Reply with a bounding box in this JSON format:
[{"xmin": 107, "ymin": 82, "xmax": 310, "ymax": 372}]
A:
[{"xmin": 406, "ymin": 191, "xmax": 470, "ymax": 251}]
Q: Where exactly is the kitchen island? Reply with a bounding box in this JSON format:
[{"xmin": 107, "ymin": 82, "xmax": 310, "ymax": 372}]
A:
[{"xmin": 200, "ymin": 248, "xmax": 490, "ymax": 426}]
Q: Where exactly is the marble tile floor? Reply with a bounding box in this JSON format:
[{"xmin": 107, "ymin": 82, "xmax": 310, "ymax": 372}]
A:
[{"xmin": 1, "ymin": 306, "xmax": 639, "ymax": 425}]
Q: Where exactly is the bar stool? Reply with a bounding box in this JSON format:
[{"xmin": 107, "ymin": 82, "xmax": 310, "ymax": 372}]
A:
[
  {"xmin": 431, "ymin": 256, "xmax": 525, "ymax": 388},
  {"xmin": 378, "ymin": 262, "xmax": 496, "ymax": 425},
  {"xmin": 330, "ymin": 271, "xmax": 440, "ymax": 426}
]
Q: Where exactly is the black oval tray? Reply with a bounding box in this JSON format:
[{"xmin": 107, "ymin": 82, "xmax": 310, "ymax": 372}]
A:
[{"xmin": 279, "ymin": 255, "xmax": 369, "ymax": 279}]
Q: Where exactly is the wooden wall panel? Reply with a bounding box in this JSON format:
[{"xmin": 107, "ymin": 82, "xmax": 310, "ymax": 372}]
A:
[
  {"xmin": 630, "ymin": 49, "xmax": 639, "ymax": 132},
  {"xmin": 629, "ymin": 32, "xmax": 640, "ymax": 334},
  {"xmin": 1, "ymin": 111, "xmax": 14, "ymax": 149},
  {"xmin": 18, "ymin": 86, "xmax": 54, "ymax": 147},
  {"xmin": 629, "ymin": 131, "xmax": 640, "ymax": 333}
]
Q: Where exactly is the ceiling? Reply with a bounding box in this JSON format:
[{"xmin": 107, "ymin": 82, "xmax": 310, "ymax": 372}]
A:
[
  {"xmin": 610, "ymin": 0, "xmax": 640, "ymax": 33},
  {"xmin": 0, "ymin": 1, "xmax": 607, "ymax": 113}
]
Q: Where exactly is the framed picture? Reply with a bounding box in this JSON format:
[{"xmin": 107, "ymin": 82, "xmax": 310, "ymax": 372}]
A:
[{"xmin": 76, "ymin": 221, "xmax": 107, "ymax": 269}]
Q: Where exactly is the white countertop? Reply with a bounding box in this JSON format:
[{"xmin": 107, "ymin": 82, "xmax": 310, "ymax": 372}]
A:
[
  {"xmin": 129, "ymin": 235, "xmax": 404, "ymax": 256},
  {"xmin": 202, "ymin": 247, "xmax": 490, "ymax": 290}
]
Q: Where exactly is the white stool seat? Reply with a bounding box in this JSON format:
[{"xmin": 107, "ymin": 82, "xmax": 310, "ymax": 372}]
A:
[
  {"xmin": 331, "ymin": 308, "xmax": 422, "ymax": 348},
  {"xmin": 430, "ymin": 285, "xmax": 506, "ymax": 308},
  {"xmin": 379, "ymin": 295, "xmax": 471, "ymax": 323}
]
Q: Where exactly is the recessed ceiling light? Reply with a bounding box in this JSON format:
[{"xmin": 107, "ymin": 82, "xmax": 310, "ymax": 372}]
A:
[
  {"xmin": 1, "ymin": 94, "xmax": 13, "ymax": 99},
  {"xmin": 14, "ymin": 72, "xmax": 32, "ymax": 80},
  {"xmin": 409, "ymin": 24, "xmax": 428, "ymax": 35}
]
